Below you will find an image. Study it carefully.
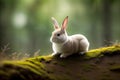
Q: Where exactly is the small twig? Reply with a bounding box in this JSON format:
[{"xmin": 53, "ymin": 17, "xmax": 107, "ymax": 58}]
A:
[
  {"xmin": 1, "ymin": 44, "xmax": 10, "ymax": 55},
  {"xmin": 34, "ymin": 49, "xmax": 41, "ymax": 57}
]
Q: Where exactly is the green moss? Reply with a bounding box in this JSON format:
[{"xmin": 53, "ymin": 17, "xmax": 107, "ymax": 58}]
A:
[
  {"xmin": 109, "ymin": 65, "xmax": 120, "ymax": 72},
  {"xmin": 0, "ymin": 45, "xmax": 120, "ymax": 80},
  {"xmin": 2, "ymin": 59, "xmax": 54, "ymax": 80},
  {"xmin": 3, "ymin": 61, "xmax": 43, "ymax": 75},
  {"xmin": 85, "ymin": 45, "xmax": 120, "ymax": 58},
  {"xmin": 26, "ymin": 55, "xmax": 52, "ymax": 62}
]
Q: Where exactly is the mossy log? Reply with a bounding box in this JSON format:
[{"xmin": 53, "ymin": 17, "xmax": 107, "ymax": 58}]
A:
[{"xmin": 0, "ymin": 45, "xmax": 120, "ymax": 80}]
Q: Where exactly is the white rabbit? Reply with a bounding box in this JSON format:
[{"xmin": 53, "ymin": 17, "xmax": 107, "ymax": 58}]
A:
[{"xmin": 50, "ymin": 16, "xmax": 89, "ymax": 58}]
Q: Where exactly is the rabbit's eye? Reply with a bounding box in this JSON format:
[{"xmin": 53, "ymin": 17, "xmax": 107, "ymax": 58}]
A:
[{"xmin": 57, "ymin": 33, "xmax": 60, "ymax": 36}]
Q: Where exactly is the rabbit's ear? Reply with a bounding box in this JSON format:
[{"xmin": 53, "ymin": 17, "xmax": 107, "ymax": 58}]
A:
[
  {"xmin": 51, "ymin": 17, "xmax": 59, "ymax": 29},
  {"xmin": 61, "ymin": 16, "xmax": 68, "ymax": 31}
]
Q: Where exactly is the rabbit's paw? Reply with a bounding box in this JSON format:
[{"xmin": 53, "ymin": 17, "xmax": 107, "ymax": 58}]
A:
[
  {"xmin": 60, "ymin": 54, "xmax": 69, "ymax": 58},
  {"xmin": 52, "ymin": 52, "xmax": 60, "ymax": 56},
  {"xmin": 79, "ymin": 52, "xmax": 85, "ymax": 55}
]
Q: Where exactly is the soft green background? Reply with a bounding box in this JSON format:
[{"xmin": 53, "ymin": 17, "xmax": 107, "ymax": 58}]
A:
[{"xmin": 0, "ymin": 0, "xmax": 120, "ymax": 55}]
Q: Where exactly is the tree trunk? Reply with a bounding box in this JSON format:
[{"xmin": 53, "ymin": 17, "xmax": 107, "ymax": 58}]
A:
[
  {"xmin": 0, "ymin": 0, "xmax": 16, "ymax": 51},
  {"xmin": 102, "ymin": 0, "xmax": 112, "ymax": 45},
  {"xmin": 0, "ymin": 1, "xmax": 7, "ymax": 50}
]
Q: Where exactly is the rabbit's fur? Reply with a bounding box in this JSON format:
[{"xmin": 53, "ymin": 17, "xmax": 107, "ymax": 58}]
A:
[{"xmin": 50, "ymin": 16, "xmax": 89, "ymax": 58}]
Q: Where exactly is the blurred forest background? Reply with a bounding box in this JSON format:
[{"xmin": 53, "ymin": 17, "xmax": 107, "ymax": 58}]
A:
[{"xmin": 0, "ymin": 0, "xmax": 120, "ymax": 56}]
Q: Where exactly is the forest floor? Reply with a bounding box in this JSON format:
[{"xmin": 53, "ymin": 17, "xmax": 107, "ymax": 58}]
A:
[
  {"xmin": 40, "ymin": 52, "xmax": 120, "ymax": 80},
  {"xmin": 0, "ymin": 45, "xmax": 120, "ymax": 80}
]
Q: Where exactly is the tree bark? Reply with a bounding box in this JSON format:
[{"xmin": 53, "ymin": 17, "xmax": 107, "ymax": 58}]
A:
[{"xmin": 102, "ymin": 0, "xmax": 112, "ymax": 45}]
